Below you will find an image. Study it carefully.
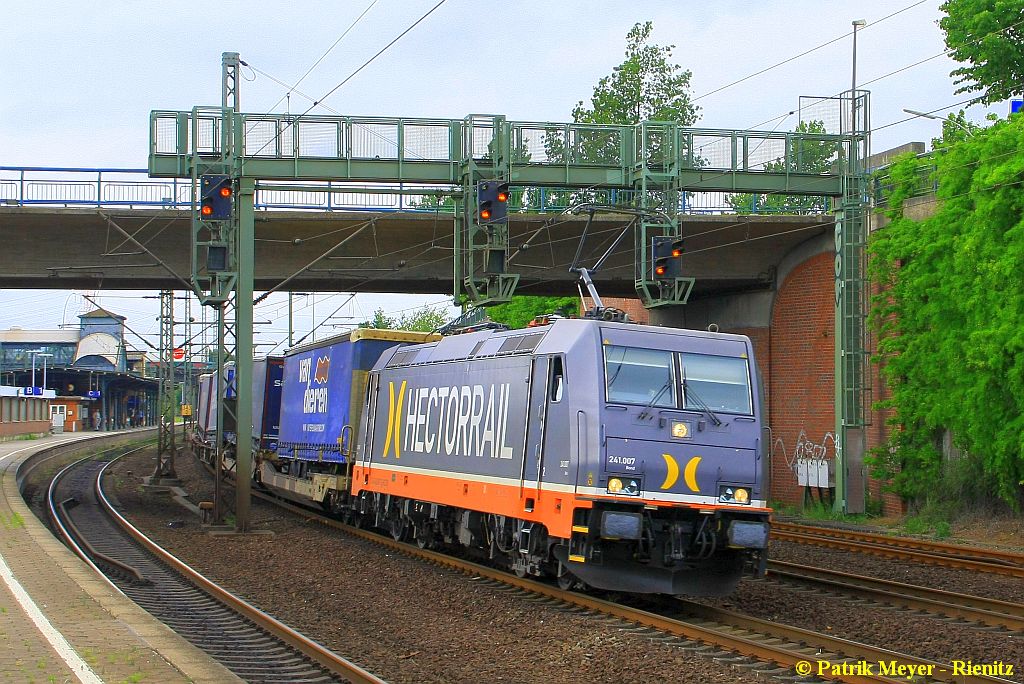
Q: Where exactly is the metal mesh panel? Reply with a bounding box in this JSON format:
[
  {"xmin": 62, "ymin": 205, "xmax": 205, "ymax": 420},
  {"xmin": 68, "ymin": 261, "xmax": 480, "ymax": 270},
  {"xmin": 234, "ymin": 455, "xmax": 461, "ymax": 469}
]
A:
[
  {"xmin": 191, "ymin": 117, "xmax": 220, "ymax": 155},
  {"xmin": 572, "ymin": 127, "xmax": 622, "ymax": 165},
  {"xmin": 298, "ymin": 121, "xmax": 341, "ymax": 158},
  {"xmin": 279, "ymin": 123, "xmax": 294, "ymax": 158},
  {"xmin": 799, "ymin": 95, "xmax": 844, "ymax": 135},
  {"xmin": 155, "ymin": 117, "xmax": 178, "ymax": 154},
  {"xmin": 403, "ymin": 124, "xmax": 450, "ymax": 161},
  {"xmin": 516, "ymin": 126, "xmax": 562, "ymax": 164},
  {"xmin": 351, "ymin": 123, "xmax": 398, "ymax": 159},
  {"xmin": 467, "ymin": 124, "xmax": 495, "ymax": 159},
  {"xmin": 0, "ymin": 182, "xmax": 16, "ymax": 201},
  {"xmin": 744, "ymin": 136, "xmax": 787, "ymax": 172},
  {"xmin": 244, "ymin": 119, "xmax": 280, "ymax": 157},
  {"xmin": 691, "ymin": 134, "xmax": 732, "ymax": 170}
]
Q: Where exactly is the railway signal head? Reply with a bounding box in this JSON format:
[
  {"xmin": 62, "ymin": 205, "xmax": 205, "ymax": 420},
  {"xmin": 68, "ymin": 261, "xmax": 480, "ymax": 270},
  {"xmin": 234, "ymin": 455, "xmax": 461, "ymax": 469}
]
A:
[
  {"xmin": 477, "ymin": 180, "xmax": 509, "ymax": 224},
  {"xmin": 200, "ymin": 175, "xmax": 233, "ymax": 221},
  {"xmin": 652, "ymin": 236, "xmax": 684, "ymax": 280}
]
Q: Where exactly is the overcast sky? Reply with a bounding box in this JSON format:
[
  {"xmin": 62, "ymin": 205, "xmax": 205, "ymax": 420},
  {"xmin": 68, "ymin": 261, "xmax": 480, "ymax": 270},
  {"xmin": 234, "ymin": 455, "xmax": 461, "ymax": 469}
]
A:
[{"xmin": 0, "ymin": 0, "xmax": 1012, "ymax": 347}]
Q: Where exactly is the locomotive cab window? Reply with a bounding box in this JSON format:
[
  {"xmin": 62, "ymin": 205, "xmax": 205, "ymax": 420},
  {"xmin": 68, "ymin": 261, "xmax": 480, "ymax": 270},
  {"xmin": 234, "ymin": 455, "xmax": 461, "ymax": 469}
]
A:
[
  {"xmin": 550, "ymin": 356, "xmax": 564, "ymax": 402},
  {"xmin": 680, "ymin": 353, "xmax": 752, "ymax": 415},
  {"xmin": 604, "ymin": 346, "xmax": 675, "ymax": 407}
]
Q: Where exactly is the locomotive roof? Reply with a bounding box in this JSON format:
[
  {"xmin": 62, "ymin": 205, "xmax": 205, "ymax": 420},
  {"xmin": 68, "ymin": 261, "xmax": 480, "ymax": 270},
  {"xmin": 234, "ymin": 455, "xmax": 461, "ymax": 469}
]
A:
[
  {"xmin": 382, "ymin": 318, "xmax": 751, "ymax": 368},
  {"xmin": 284, "ymin": 328, "xmax": 441, "ymax": 357}
]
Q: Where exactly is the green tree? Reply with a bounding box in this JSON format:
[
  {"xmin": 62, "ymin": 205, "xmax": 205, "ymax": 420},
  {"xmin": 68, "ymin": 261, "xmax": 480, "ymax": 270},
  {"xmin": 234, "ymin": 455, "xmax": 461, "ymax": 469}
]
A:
[
  {"xmin": 501, "ymin": 22, "xmax": 702, "ymax": 316},
  {"xmin": 409, "ymin": 191, "xmax": 456, "ymax": 212},
  {"xmin": 572, "ymin": 21, "xmax": 699, "ymax": 127},
  {"xmin": 487, "ymin": 296, "xmax": 580, "ymax": 329},
  {"xmin": 867, "ymin": 114, "xmax": 1024, "ymax": 507},
  {"xmin": 361, "ymin": 306, "xmax": 450, "ymax": 332},
  {"xmin": 939, "ymin": 0, "xmax": 1024, "ymax": 104},
  {"xmin": 726, "ymin": 120, "xmax": 838, "ymax": 214},
  {"xmin": 930, "ymin": 110, "xmax": 983, "ymax": 150},
  {"xmin": 537, "ymin": 21, "xmax": 700, "ymax": 210}
]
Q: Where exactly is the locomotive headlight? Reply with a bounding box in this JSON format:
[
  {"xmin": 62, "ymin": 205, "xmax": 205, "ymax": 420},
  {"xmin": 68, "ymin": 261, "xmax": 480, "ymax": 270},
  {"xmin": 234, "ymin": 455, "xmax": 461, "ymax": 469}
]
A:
[
  {"xmin": 719, "ymin": 486, "xmax": 751, "ymax": 505},
  {"xmin": 608, "ymin": 477, "xmax": 641, "ymax": 496},
  {"xmin": 671, "ymin": 421, "xmax": 691, "ymax": 439}
]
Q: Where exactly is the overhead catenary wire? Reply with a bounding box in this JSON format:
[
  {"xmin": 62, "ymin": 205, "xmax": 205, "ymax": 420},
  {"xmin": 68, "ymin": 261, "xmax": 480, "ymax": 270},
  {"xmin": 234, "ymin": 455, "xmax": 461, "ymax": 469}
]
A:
[
  {"xmin": 261, "ymin": 0, "xmax": 381, "ymax": 116},
  {"xmin": 246, "ymin": 0, "xmax": 449, "ymax": 159},
  {"xmin": 743, "ymin": 13, "xmax": 1024, "ymax": 134},
  {"xmin": 692, "ymin": 0, "xmax": 930, "ymax": 103}
]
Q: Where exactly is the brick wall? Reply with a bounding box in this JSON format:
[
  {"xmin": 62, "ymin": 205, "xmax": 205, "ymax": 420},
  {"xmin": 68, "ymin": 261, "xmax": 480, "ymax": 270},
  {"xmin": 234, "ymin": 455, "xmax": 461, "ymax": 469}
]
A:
[
  {"xmin": 581, "ymin": 297, "xmax": 650, "ymax": 324},
  {"xmin": 0, "ymin": 420, "xmax": 50, "ymax": 440},
  {"xmin": 767, "ymin": 252, "xmax": 836, "ymax": 506},
  {"xmin": 588, "ymin": 281, "xmax": 905, "ymax": 515},
  {"xmin": 864, "ymin": 280, "xmax": 905, "ymax": 517}
]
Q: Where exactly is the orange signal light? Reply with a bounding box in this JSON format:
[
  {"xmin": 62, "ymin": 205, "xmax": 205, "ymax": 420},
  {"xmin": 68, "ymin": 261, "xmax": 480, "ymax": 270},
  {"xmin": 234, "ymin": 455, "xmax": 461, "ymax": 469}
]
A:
[
  {"xmin": 654, "ymin": 263, "xmax": 667, "ymax": 277},
  {"xmin": 481, "ymin": 209, "xmax": 492, "ymax": 220},
  {"xmin": 201, "ymin": 204, "xmax": 213, "ymax": 216},
  {"xmin": 497, "ymin": 191, "xmax": 508, "ymax": 202},
  {"xmin": 219, "ymin": 186, "xmax": 232, "ymax": 198},
  {"xmin": 671, "ymin": 247, "xmax": 683, "ymax": 257}
]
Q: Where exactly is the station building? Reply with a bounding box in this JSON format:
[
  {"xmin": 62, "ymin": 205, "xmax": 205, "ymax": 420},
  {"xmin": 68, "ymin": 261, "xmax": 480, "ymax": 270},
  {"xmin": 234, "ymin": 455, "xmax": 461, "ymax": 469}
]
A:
[{"xmin": 0, "ymin": 308, "xmax": 158, "ymax": 435}]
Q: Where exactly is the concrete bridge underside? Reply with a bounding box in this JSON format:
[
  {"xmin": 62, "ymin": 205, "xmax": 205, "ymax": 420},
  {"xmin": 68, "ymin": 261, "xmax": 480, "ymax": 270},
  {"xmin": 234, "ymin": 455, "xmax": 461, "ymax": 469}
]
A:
[{"xmin": 0, "ymin": 207, "xmax": 832, "ymax": 298}]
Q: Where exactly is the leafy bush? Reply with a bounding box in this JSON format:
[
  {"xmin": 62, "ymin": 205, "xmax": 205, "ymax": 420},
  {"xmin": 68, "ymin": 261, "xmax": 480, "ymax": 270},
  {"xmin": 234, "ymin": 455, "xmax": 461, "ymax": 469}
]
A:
[{"xmin": 868, "ymin": 115, "xmax": 1024, "ymax": 509}]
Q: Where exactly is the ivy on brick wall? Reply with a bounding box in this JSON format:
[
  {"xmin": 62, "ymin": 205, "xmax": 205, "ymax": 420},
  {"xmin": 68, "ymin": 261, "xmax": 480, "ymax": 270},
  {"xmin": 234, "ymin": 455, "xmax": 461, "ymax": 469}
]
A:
[{"xmin": 868, "ymin": 114, "xmax": 1024, "ymax": 507}]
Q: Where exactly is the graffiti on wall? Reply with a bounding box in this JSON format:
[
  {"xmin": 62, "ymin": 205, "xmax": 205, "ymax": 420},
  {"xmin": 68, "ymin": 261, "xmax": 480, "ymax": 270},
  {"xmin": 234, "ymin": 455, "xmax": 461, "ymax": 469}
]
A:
[{"xmin": 770, "ymin": 428, "xmax": 836, "ymax": 488}]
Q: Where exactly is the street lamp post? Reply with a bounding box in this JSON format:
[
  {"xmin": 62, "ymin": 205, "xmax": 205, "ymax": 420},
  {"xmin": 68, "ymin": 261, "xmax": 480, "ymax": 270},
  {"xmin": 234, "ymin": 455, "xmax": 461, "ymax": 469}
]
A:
[
  {"xmin": 38, "ymin": 353, "xmax": 53, "ymax": 391},
  {"xmin": 903, "ymin": 108, "xmax": 973, "ymax": 136},
  {"xmin": 852, "ymin": 19, "xmax": 867, "ymax": 130},
  {"xmin": 29, "ymin": 349, "xmax": 46, "ymax": 390}
]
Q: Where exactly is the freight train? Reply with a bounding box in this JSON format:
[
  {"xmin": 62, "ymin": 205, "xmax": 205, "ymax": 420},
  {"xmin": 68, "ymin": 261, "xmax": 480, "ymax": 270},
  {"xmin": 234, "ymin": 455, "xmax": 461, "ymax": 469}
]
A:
[{"xmin": 193, "ymin": 320, "xmax": 770, "ymax": 596}]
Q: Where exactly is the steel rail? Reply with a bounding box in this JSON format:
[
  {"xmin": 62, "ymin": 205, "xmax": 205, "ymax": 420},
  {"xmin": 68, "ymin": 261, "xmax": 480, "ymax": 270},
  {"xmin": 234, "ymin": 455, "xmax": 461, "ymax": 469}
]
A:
[
  {"xmin": 774, "ymin": 522, "xmax": 1024, "ymax": 567},
  {"xmin": 242, "ymin": 483, "xmax": 1011, "ymax": 684},
  {"xmin": 47, "ymin": 450, "xmax": 153, "ymax": 591},
  {"xmin": 94, "ymin": 459, "xmax": 384, "ymax": 684},
  {"xmin": 767, "ymin": 559, "xmax": 1024, "ymax": 632},
  {"xmin": 673, "ymin": 601, "xmax": 1014, "ymax": 684},
  {"xmin": 772, "ymin": 526, "xmax": 1024, "ymax": 578}
]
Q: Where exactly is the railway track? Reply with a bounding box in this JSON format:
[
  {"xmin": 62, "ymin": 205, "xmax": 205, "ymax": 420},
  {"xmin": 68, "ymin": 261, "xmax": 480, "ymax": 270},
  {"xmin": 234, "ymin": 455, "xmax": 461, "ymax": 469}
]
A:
[
  {"xmin": 47, "ymin": 450, "xmax": 383, "ymax": 684},
  {"xmin": 772, "ymin": 521, "xmax": 1024, "ymax": 578},
  {"xmin": 246, "ymin": 486, "xmax": 1012, "ymax": 684},
  {"xmin": 767, "ymin": 560, "xmax": 1024, "ymax": 633}
]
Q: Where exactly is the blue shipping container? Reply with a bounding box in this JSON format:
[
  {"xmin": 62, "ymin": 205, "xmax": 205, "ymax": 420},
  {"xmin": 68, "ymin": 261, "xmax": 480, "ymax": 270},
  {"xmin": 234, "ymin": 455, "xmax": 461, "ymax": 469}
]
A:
[{"xmin": 277, "ymin": 330, "xmax": 439, "ymax": 462}]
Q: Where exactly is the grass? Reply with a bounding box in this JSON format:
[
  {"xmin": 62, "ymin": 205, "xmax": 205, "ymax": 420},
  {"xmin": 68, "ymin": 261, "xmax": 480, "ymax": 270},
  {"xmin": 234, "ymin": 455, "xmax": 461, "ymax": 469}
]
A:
[
  {"xmin": 770, "ymin": 498, "xmax": 877, "ymax": 525},
  {"xmin": 1, "ymin": 512, "xmax": 25, "ymax": 530}
]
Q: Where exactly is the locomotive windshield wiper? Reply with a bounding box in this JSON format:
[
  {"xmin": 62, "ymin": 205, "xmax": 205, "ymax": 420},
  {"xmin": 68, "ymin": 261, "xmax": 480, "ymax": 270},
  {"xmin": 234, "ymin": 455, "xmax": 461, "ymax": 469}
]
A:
[
  {"xmin": 637, "ymin": 379, "xmax": 672, "ymax": 421},
  {"xmin": 683, "ymin": 370, "xmax": 722, "ymax": 426}
]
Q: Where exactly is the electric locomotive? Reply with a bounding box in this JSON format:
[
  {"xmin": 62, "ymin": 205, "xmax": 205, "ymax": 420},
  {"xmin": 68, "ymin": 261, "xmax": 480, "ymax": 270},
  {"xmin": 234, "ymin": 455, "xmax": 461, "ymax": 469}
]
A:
[{"xmin": 352, "ymin": 317, "xmax": 770, "ymax": 596}]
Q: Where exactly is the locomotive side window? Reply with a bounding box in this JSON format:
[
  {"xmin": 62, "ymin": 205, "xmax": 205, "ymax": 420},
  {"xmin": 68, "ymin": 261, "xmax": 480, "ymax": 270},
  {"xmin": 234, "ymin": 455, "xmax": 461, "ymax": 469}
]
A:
[
  {"xmin": 604, "ymin": 346, "xmax": 675, "ymax": 407},
  {"xmin": 680, "ymin": 353, "xmax": 753, "ymax": 415},
  {"xmin": 550, "ymin": 356, "xmax": 564, "ymax": 402}
]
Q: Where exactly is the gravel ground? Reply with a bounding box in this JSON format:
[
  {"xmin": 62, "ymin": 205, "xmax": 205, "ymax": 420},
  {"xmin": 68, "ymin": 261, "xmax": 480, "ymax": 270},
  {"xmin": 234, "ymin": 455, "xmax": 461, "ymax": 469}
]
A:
[
  {"xmin": 704, "ymin": 575, "xmax": 1024, "ymax": 682},
  {"xmin": 770, "ymin": 540, "xmax": 1024, "ymax": 604},
  {"xmin": 105, "ymin": 450, "xmax": 763, "ymax": 684}
]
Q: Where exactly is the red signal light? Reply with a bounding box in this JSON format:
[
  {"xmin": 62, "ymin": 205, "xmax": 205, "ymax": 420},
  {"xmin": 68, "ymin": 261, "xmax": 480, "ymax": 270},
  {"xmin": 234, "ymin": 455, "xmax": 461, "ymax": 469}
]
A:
[
  {"xmin": 671, "ymin": 247, "xmax": 683, "ymax": 258},
  {"xmin": 497, "ymin": 191, "xmax": 508, "ymax": 202},
  {"xmin": 654, "ymin": 263, "xmax": 667, "ymax": 277},
  {"xmin": 481, "ymin": 209, "xmax": 492, "ymax": 220},
  {"xmin": 201, "ymin": 204, "xmax": 213, "ymax": 216},
  {"xmin": 219, "ymin": 186, "xmax": 232, "ymax": 198}
]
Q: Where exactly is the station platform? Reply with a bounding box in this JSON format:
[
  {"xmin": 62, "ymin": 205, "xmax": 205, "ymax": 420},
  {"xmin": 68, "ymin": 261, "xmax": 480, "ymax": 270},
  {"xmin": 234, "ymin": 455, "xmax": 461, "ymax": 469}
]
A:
[{"xmin": 0, "ymin": 430, "xmax": 240, "ymax": 683}]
